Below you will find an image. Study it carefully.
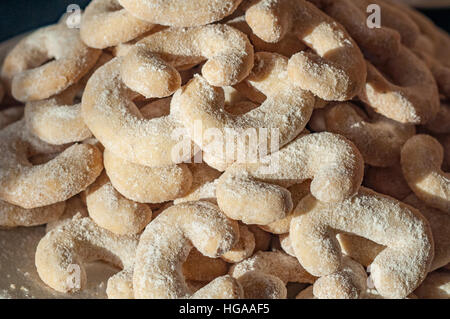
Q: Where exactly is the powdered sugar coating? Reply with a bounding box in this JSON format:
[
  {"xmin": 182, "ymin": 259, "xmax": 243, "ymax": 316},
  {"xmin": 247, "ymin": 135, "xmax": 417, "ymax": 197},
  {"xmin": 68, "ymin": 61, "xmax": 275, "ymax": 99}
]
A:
[
  {"xmin": 290, "ymin": 187, "xmax": 434, "ymax": 298},
  {"xmin": 245, "ymin": 0, "xmax": 366, "ymax": 101},
  {"xmin": 259, "ymin": 181, "xmax": 311, "ymax": 234},
  {"xmin": 226, "ymin": 15, "xmax": 306, "ymax": 57},
  {"xmin": 82, "ymin": 57, "xmax": 192, "ymax": 167},
  {"xmin": 221, "ymin": 224, "xmax": 255, "ymax": 263},
  {"xmin": 133, "ymin": 201, "xmax": 240, "ymax": 298},
  {"xmin": 360, "ymin": 46, "xmax": 440, "ymax": 125},
  {"xmin": 103, "ymin": 149, "xmax": 193, "ymax": 203},
  {"xmin": 329, "ymin": 194, "xmax": 449, "ymax": 274},
  {"xmin": 310, "ymin": 0, "xmax": 402, "ymax": 65},
  {"xmin": 0, "ymin": 120, "xmax": 103, "ymax": 209},
  {"xmin": 404, "ymin": 194, "xmax": 450, "ymax": 271},
  {"xmin": 0, "ymin": 200, "xmax": 65, "ymax": 228},
  {"xmin": 216, "ymin": 132, "xmax": 364, "ymax": 225},
  {"xmin": 35, "ymin": 216, "xmax": 139, "ymax": 293},
  {"xmin": 0, "ymin": 0, "xmax": 447, "ymax": 301},
  {"xmin": 86, "ymin": 172, "xmax": 152, "ymax": 235},
  {"xmin": 312, "ymin": 256, "xmax": 367, "ymax": 299},
  {"xmin": 401, "ymin": 135, "xmax": 450, "ymax": 213},
  {"xmin": 81, "ymin": 0, "xmax": 155, "ymax": 49},
  {"xmin": 1, "ymin": 23, "xmax": 101, "ymax": 102},
  {"xmin": 24, "ymin": 86, "xmax": 91, "ymax": 145},
  {"xmin": 45, "ymin": 195, "xmax": 88, "ymax": 232},
  {"xmin": 24, "ymin": 53, "xmax": 112, "ymax": 145},
  {"xmin": 121, "ymin": 24, "xmax": 254, "ymax": 98},
  {"xmin": 171, "ymin": 52, "xmax": 315, "ymax": 171},
  {"xmin": 229, "ymin": 250, "xmax": 316, "ymax": 284},
  {"xmin": 173, "ymin": 163, "xmax": 221, "ymax": 205},
  {"xmin": 323, "ymin": 102, "xmax": 415, "ymax": 167},
  {"xmin": 118, "ymin": 0, "xmax": 243, "ymax": 27}
]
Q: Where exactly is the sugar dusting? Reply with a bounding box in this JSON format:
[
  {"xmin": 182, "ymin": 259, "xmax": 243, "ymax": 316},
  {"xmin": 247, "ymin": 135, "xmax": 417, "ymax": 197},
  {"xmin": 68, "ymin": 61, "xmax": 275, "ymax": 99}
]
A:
[{"xmin": 0, "ymin": 225, "xmax": 119, "ymax": 299}]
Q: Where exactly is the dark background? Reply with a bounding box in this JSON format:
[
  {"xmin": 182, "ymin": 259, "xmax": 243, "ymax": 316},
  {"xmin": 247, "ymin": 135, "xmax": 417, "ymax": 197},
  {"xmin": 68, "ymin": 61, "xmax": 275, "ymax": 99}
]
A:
[
  {"xmin": 0, "ymin": 0, "xmax": 449, "ymax": 42},
  {"xmin": 0, "ymin": 0, "xmax": 90, "ymax": 42}
]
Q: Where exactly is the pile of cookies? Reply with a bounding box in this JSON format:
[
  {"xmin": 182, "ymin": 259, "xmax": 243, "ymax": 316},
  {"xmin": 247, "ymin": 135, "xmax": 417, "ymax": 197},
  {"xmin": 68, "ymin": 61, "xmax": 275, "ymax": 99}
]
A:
[{"xmin": 0, "ymin": 0, "xmax": 449, "ymax": 299}]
